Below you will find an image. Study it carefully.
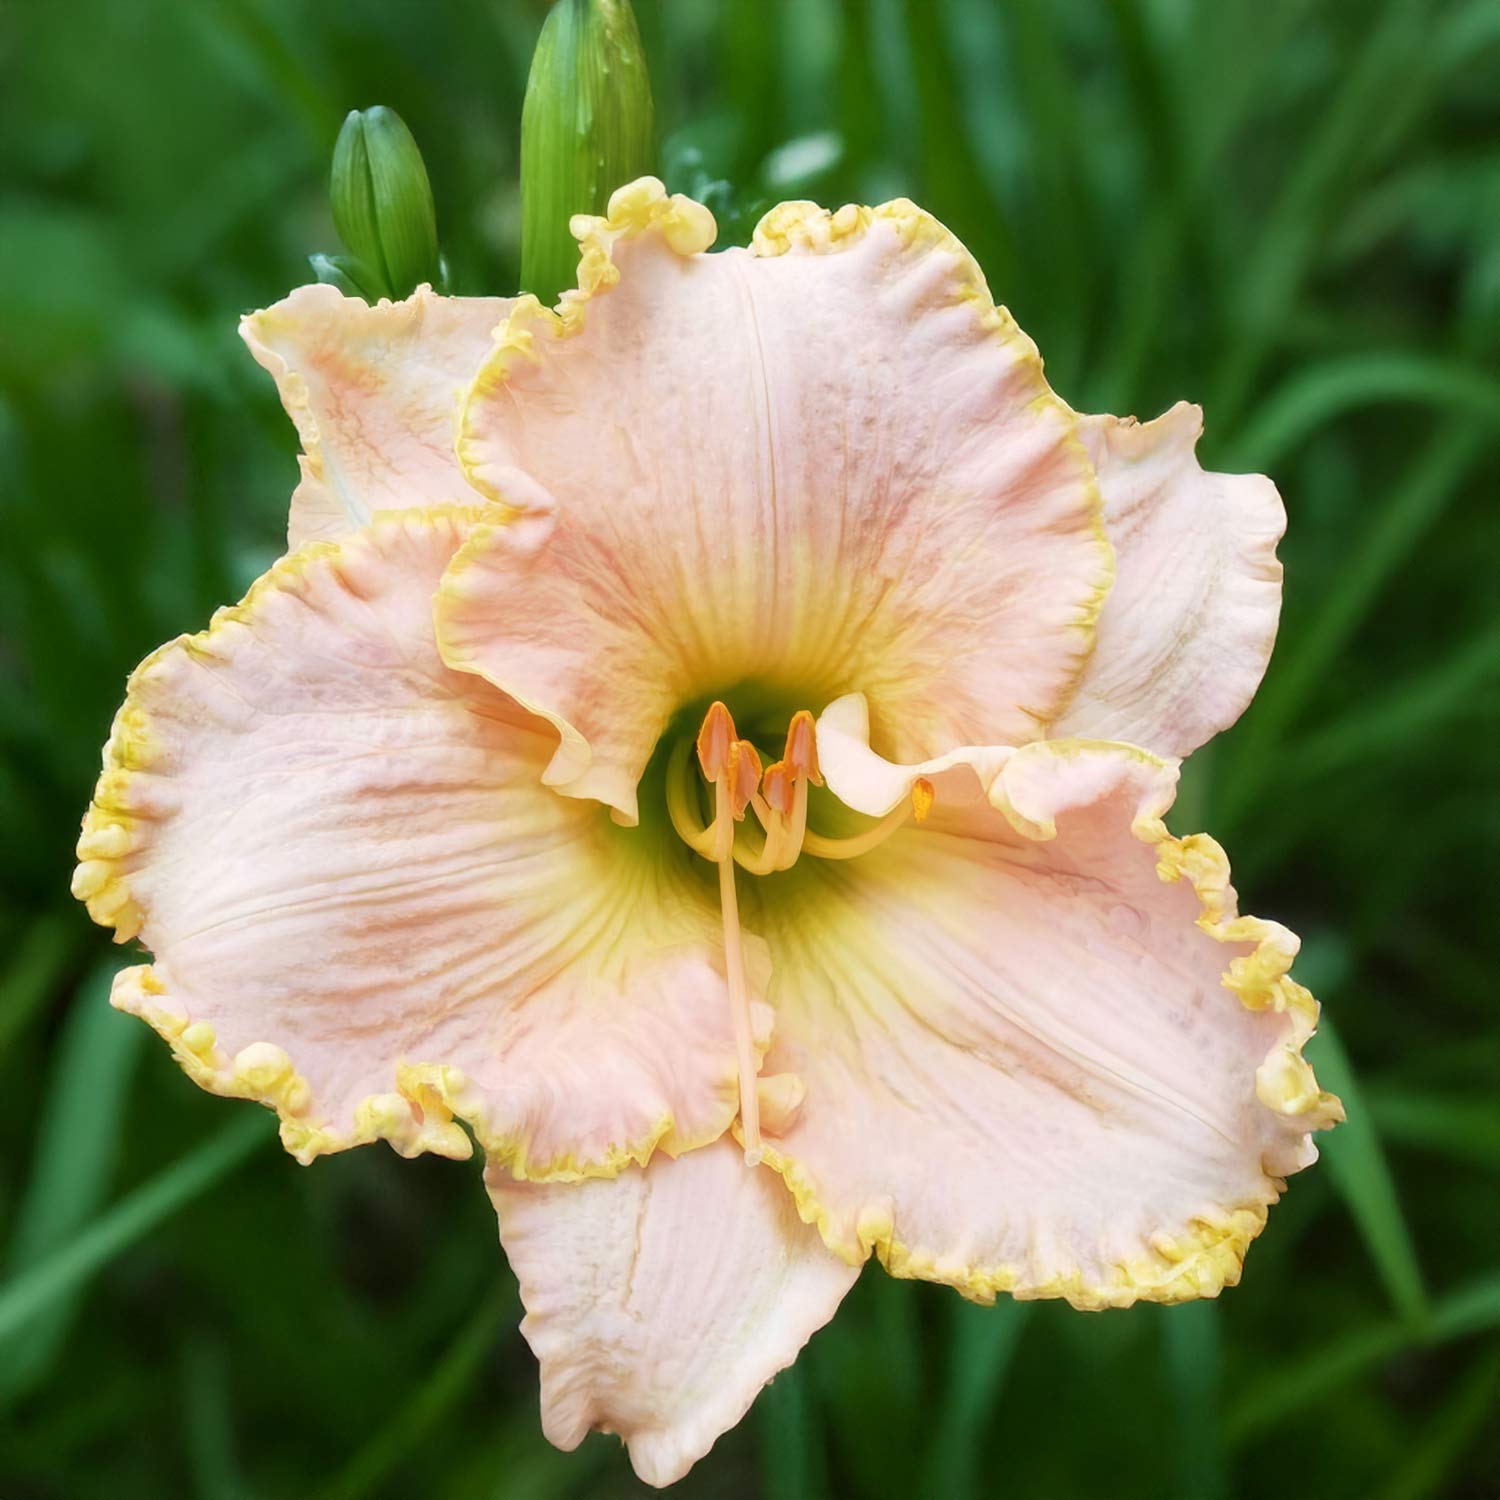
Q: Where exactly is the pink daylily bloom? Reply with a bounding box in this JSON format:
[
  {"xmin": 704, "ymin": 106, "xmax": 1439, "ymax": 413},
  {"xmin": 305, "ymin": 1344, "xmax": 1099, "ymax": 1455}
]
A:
[{"xmin": 74, "ymin": 178, "xmax": 1341, "ymax": 1487}]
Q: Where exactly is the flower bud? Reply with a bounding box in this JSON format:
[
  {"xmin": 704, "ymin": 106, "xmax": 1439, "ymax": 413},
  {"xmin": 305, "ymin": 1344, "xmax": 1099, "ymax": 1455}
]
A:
[
  {"xmin": 307, "ymin": 253, "xmax": 382, "ymax": 300},
  {"xmin": 329, "ymin": 106, "xmax": 441, "ymax": 300},
  {"xmin": 521, "ymin": 0, "xmax": 655, "ymax": 305}
]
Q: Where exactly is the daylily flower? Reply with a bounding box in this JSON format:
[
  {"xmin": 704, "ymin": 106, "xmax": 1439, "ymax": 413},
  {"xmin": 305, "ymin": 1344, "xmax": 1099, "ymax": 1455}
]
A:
[{"xmin": 74, "ymin": 178, "xmax": 1341, "ymax": 1487}]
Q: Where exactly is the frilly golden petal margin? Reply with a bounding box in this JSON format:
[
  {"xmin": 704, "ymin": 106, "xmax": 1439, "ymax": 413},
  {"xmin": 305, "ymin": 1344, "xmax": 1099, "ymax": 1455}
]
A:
[
  {"xmin": 754, "ymin": 738, "xmax": 1342, "ymax": 1312},
  {"xmin": 454, "ymin": 176, "xmax": 716, "ymax": 509},
  {"xmin": 110, "ymin": 965, "xmax": 473, "ymax": 1165},
  {"xmin": 111, "ymin": 953, "xmax": 757, "ymax": 1174}
]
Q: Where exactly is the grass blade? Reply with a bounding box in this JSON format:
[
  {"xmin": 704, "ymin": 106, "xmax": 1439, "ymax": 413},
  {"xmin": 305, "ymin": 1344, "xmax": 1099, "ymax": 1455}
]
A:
[
  {"xmin": 318, "ymin": 1284, "xmax": 512, "ymax": 1500},
  {"xmin": 923, "ymin": 1298, "xmax": 1030, "ymax": 1499},
  {"xmin": 0, "ymin": 912, "xmax": 79, "ymax": 1051},
  {"xmin": 1220, "ymin": 419, "xmax": 1490, "ymax": 824},
  {"xmin": 1282, "ymin": 624, "xmax": 1500, "ymax": 783},
  {"xmin": 0, "ymin": 1111, "xmax": 272, "ymax": 1347},
  {"xmin": 0, "ymin": 961, "xmax": 145, "ymax": 1398},
  {"xmin": 1231, "ymin": 352, "xmax": 1500, "ymax": 471},
  {"xmin": 1365, "ymin": 1088, "xmax": 1500, "ymax": 1173},
  {"xmin": 1211, "ymin": 0, "xmax": 1435, "ymax": 426},
  {"xmin": 180, "ymin": 1335, "xmax": 248, "ymax": 1500},
  {"xmin": 1226, "ymin": 1271, "xmax": 1500, "ymax": 1443},
  {"xmin": 1162, "ymin": 1302, "xmax": 1226, "ymax": 1500},
  {"xmin": 761, "ymin": 1358, "xmax": 830, "ymax": 1500},
  {"xmin": 1307, "ymin": 1020, "xmax": 1429, "ymax": 1325},
  {"xmin": 1376, "ymin": 1348, "xmax": 1500, "ymax": 1500}
]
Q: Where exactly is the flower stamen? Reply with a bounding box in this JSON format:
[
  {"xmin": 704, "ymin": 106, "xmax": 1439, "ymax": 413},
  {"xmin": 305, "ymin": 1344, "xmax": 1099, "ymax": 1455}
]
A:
[
  {"xmin": 801, "ymin": 777, "xmax": 934, "ymax": 861},
  {"xmin": 737, "ymin": 710, "xmax": 820, "ymax": 876},
  {"xmin": 686, "ymin": 702, "xmax": 764, "ymax": 1162},
  {"xmin": 664, "ymin": 735, "xmax": 720, "ymax": 858},
  {"xmin": 667, "ymin": 704, "xmax": 933, "ymax": 1157}
]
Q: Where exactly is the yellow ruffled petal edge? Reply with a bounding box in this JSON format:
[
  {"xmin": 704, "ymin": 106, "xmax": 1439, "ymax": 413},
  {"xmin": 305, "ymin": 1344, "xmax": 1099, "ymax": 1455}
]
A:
[
  {"xmin": 71, "ymin": 506, "xmax": 759, "ymax": 1177},
  {"xmin": 753, "ymin": 738, "xmax": 1344, "ymax": 1312},
  {"xmin": 107, "ymin": 965, "xmax": 726, "ymax": 1175},
  {"xmin": 453, "ymin": 178, "xmax": 1115, "ymax": 727}
]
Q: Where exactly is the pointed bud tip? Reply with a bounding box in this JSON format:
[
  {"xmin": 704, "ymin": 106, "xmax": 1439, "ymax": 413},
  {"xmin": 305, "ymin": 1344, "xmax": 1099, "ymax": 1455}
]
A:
[
  {"xmin": 329, "ymin": 104, "xmax": 440, "ymax": 301},
  {"xmin": 521, "ymin": 0, "xmax": 655, "ymax": 303}
]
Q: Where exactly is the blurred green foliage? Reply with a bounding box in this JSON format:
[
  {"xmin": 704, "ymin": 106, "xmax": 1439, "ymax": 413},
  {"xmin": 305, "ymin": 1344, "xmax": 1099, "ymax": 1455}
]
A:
[{"xmin": 1, "ymin": 0, "xmax": 1497, "ymax": 1496}]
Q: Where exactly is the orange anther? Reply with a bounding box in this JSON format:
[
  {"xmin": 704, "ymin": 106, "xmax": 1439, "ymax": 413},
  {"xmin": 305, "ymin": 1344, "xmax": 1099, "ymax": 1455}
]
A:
[
  {"xmin": 911, "ymin": 777, "xmax": 935, "ymax": 824},
  {"xmin": 783, "ymin": 710, "xmax": 822, "ymax": 785},
  {"xmin": 695, "ymin": 701, "xmax": 736, "ymax": 782},
  {"xmin": 761, "ymin": 760, "xmax": 795, "ymax": 817},
  {"xmin": 727, "ymin": 740, "xmax": 763, "ymax": 819}
]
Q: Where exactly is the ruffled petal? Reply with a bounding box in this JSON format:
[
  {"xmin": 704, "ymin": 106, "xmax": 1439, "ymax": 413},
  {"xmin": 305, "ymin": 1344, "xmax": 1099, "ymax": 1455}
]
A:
[
  {"xmin": 488, "ymin": 1138, "xmax": 858, "ymax": 1488},
  {"xmin": 751, "ymin": 723, "xmax": 1341, "ymax": 1308},
  {"xmin": 241, "ymin": 285, "xmax": 510, "ymax": 548},
  {"xmin": 1052, "ymin": 403, "xmax": 1284, "ymax": 755},
  {"xmin": 73, "ymin": 507, "xmax": 769, "ymax": 1172},
  {"xmin": 435, "ymin": 178, "xmax": 1112, "ymax": 822}
]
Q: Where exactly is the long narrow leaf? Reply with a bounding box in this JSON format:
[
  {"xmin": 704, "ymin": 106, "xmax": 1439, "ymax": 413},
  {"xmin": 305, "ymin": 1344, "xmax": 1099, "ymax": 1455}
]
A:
[
  {"xmin": 1377, "ymin": 1348, "xmax": 1500, "ymax": 1500},
  {"xmin": 761, "ymin": 1359, "xmax": 830, "ymax": 1500},
  {"xmin": 1220, "ymin": 419, "xmax": 1490, "ymax": 823},
  {"xmin": 1307, "ymin": 1020, "xmax": 1429, "ymax": 1325},
  {"xmin": 1162, "ymin": 1302, "xmax": 1226, "ymax": 1500},
  {"xmin": 0, "ymin": 912, "xmax": 78, "ymax": 1051},
  {"xmin": 1282, "ymin": 625, "xmax": 1500, "ymax": 783},
  {"xmin": 0, "ymin": 1112, "xmax": 272, "ymax": 1347},
  {"xmin": 1211, "ymin": 0, "xmax": 1434, "ymax": 425},
  {"xmin": 923, "ymin": 1298, "xmax": 1030, "ymax": 1500},
  {"xmin": 1232, "ymin": 352, "xmax": 1500, "ymax": 471},
  {"xmin": 318, "ymin": 1285, "xmax": 512, "ymax": 1500},
  {"xmin": 1226, "ymin": 1271, "xmax": 1500, "ymax": 1442},
  {"xmin": 1365, "ymin": 1088, "xmax": 1500, "ymax": 1173},
  {"xmin": 0, "ymin": 962, "xmax": 145, "ymax": 1398}
]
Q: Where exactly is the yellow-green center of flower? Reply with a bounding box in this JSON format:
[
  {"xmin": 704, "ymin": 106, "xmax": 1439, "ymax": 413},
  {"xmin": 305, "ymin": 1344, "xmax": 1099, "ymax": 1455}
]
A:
[{"xmin": 666, "ymin": 700, "xmax": 931, "ymax": 1161}]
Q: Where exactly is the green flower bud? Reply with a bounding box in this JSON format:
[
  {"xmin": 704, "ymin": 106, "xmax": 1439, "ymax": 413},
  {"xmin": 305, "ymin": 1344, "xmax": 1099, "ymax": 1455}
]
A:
[
  {"xmin": 521, "ymin": 0, "xmax": 655, "ymax": 305},
  {"xmin": 329, "ymin": 106, "xmax": 441, "ymax": 300}
]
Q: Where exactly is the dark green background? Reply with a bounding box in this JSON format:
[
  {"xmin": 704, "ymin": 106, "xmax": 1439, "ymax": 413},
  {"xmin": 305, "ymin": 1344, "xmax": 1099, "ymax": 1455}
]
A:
[{"xmin": 1, "ymin": 1, "xmax": 1497, "ymax": 1496}]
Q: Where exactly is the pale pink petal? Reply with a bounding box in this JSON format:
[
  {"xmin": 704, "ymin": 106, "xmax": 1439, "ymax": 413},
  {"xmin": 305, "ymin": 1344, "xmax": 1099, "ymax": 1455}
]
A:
[
  {"xmin": 241, "ymin": 285, "xmax": 511, "ymax": 548},
  {"xmin": 750, "ymin": 732, "xmax": 1341, "ymax": 1308},
  {"xmin": 435, "ymin": 180, "xmax": 1112, "ymax": 822},
  {"xmin": 72, "ymin": 507, "xmax": 769, "ymax": 1172},
  {"xmin": 1053, "ymin": 402, "xmax": 1284, "ymax": 755},
  {"xmin": 488, "ymin": 1138, "xmax": 858, "ymax": 1488}
]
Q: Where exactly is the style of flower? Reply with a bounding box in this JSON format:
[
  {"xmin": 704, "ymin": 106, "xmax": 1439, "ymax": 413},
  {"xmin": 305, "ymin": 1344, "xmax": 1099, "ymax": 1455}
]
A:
[{"xmin": 73, "ymin": 178, "xmax": 1341, "ymax": 1487}]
